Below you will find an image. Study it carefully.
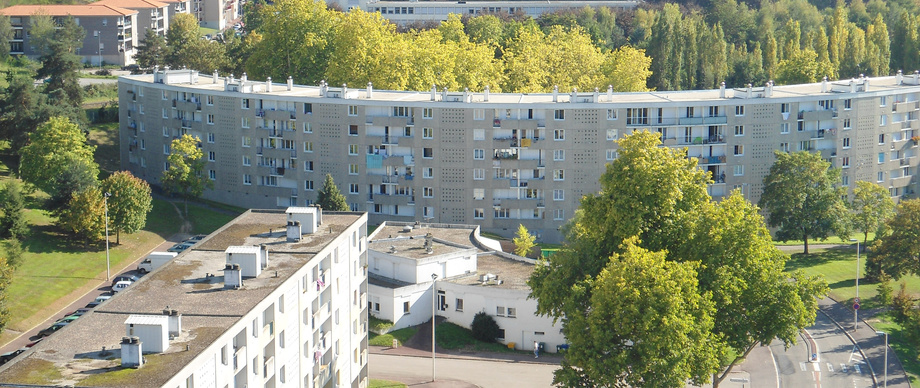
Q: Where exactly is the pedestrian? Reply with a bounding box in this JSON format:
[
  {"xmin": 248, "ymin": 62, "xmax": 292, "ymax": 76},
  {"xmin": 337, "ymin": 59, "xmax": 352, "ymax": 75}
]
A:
[{"xmin": 534, "ymin": 341, "xmax": 539, "ymax": 358}]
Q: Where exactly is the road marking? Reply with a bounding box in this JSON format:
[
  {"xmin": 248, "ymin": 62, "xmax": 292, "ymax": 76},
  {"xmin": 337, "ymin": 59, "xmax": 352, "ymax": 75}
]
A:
[
  {"xmin": 827, "ymin": 363, "xmax": 834, "ymax": 372},
  {"xmin": 854, "ymin": 364, "xmax": 861, "ymax": 374},
  {"xmin": 840, "ymin": 364, "xmax": 848, "ymax": 373},
  {"xmin": 800, "ymin": 362, "xmax": 807, "ymax": 372},
  {"xmin": 813, "ymin": 363, "xmax": 821, "ymax": 371}
]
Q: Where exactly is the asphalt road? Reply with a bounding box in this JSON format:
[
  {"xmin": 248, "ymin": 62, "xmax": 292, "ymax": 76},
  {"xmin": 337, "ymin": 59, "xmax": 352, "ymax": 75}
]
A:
[{"xmin": 369, "ymin": 352, "xmax": 558, "ymax": 388}]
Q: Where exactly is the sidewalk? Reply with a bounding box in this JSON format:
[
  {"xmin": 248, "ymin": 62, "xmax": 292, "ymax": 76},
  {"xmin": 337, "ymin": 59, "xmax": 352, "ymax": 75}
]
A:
[
  {"xmin": 369, "ymin": 343, "xmax": 562, "ymax": 366},
  {"xmin": 818, "ymin": 296, "xmax": 913, "ymax": 388}
]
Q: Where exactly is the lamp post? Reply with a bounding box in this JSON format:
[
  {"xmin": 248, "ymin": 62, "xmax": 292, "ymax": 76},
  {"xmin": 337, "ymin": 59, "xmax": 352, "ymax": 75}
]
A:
[
  {"xmin": 850, "ymin": 238, "xmax": 860, "ymax": 331},
  {"xmin": 875, "ymin": 331, "xmax": 888, "ymax": 388},
  {"xmin": 104, "ymin": 192, "xmax": 112, "ymax": 281},
  {"xmin": 431, "ymin": 273, "xmax": 438, "ymax": 382},
  {"xmin": 95, "ymin": 30, "xmax": 101, "ymax": 69}
]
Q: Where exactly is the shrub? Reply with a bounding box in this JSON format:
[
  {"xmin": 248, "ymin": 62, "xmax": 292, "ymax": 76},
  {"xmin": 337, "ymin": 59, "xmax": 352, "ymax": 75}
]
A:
[
  {"xmin": 470, "ymin": 311, "xmax": 500, "ymax": 343},
  {"xmin": 877, "ymin": 274, "xmax": 894, "ymax": 306},
  {"xmin": 891, "ymin": 282, "xmax": 915, "ymax": 325}
]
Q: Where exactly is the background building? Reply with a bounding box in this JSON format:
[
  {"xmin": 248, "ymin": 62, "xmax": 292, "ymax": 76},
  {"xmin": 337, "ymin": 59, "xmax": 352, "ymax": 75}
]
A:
[
  {"xmin": 119, "ymin": 70, "xmax": 920, "ymax": 243},
  {"xmin": 0, "ymin": 4, "xmax": 139, "ymax": 66},
  {"xmin": 367, "ymin": 221, "xmax": 565, "ymax": 352},
  {"xmin": 0, "ymin": 208, "xmax": 370, "ymax": 388},
  {"xmin": 351, "ymin": 0, "xmax": 638, "ymax": 24}
]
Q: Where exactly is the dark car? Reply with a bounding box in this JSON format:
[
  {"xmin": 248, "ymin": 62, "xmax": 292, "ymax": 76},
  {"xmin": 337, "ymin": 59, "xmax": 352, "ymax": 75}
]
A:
[
  {"xmin": 37, "ymin": 322, "xmax": 68, "ymax": 338},
  {"xmin": 66, "ymin": 308, "xmax": 92, "ymax": 317},
  {"xmin": 56, "ymin": 315, "xmax": 80, "ymax": 324},
  {"xmin": 184, "ymin": 234, "xmax": 206, "ymax": 243},
  {"xmin": 0, "ymin": 348, "xmax": 26, "ymax": 366},
  {"xmin": 111, "ymin": 275, "xmax": 139, "ymax": 287},
  {"xmin": 167, "ymin": 242, "xmax": 195, "ymax": 253}
]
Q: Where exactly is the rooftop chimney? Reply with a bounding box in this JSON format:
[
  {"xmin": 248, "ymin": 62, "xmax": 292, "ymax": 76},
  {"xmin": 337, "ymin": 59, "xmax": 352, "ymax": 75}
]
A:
[
  {"xmin": 120, "ymin": 337, "xmax": 143, "ymax": 368},
  {"xmin": 821, "ymin": 77, "xmax": 828, "ymax": 93},
  {"xmin": 241, "ymin": 72, "xmax": 247, "ymax": 83},
  {"xmin": 260, "ymin": 244, "xmax": 269, "ymax": 269},
  {"xmin": 719, "ymin": 82, "xmax": 725, "ymax": 98},
  {"xmin": 367, "ymin": 82, "xmax": 373, "ymax": 98},
  {"xmin": 224, "ymin": 263, "xmax": 242, "ymax": 289},
  {"xmin": 431, "ymin": 84, "xmax": 437, "ymax": 101},
  {"xmin": 287, "ymin": 220, "xmax": 301, "ymax": 242},
  {"xmin": 897, "ymin": 70, "xmax": 903, "ymax": 85},
  {"xmin": 266, "ymin": 77, "xmax": 272, "ymax": 92},
  {"xmin": 484, "ymin": 85, "xmax": 490, "ymax": 102},
  {"xmin": 607, "ymin": 85, "xmax": 613, "ymax": 102},
  {"xmin": 162, "ymin": 309, "xmax": 181, "ymax": 338},
  {"xmin": 570, "ymin": 87, "xmax": 577, "ymax": 103},
  {"xmin": 212, "ymin": 69, "xmax": 218, "ymax": 84},
  {"xmin": 287, "ymin": 76, "xmax": 293, "ymax": 91},
  {"xmin": 552, "ymin": 85, "xmax": 558, "ymax": 102}
]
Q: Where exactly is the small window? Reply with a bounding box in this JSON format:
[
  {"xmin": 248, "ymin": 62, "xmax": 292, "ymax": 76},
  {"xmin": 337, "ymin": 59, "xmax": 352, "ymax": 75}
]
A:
[
  {"xmin": 474, "ymin": 208, "xmax": 484, "ymax": 219},
  {"xmin": 842, "ymin": 138, "xmax": 851, "ymax": 148},
  {"xmin": 879, "ymin": 134, "xmax": 886, "ymax": 144},
  {"xmin": 473, "ymin": 149, "xmax": 484, "ymax": 160},
  {"xmin": 423, "ymin": 187, "xmax": 434, "ymax": 198},
  {"xmin": 606, "ymin": 150, "xmax": 617, "ymax": 160},
  {"xmin": 241, "ymin": 117, "xmax": 250, "ymax": 128},
  {"xmin": 403, "ymin": 302, "xmax": 410, "ymax": 313},
  {"xmin": 507, "ymin": 307, "xmax": 516, "ymax": 318},
  {"xmin": 349, "ymin": 125, "xmax": 358, "ymax": 136},
  {"xmin": 243, "ymin": 174, "xmax": 252, "ymax": 185},
  {"xmin": 733, "ymin": 165, "xmax": 744, "ymax": 176},
  {"xmin": 423, "ymin": 108, "xmax": 433, "ymax": 119},
  {"xmin": 733, "ymin": 145, "xmax": 744, "ymax": 156},
  {"xmin": 553, "ymin": 189, "xmax": 564, "ymax": 201},
  {"xmin": 844, "ymin": 99, "xmax": 852, "ymax": 109},
  {"xmin": 208, "ymin": 151, "xmax": 216, "ymax": 162},
  {"xmin": 349, "ymin": 183, "xmax": 359, "ymax": 194},
  {"xmin": 423, "ymin": 148, "xmax": 433, "ymax": 158},
  {"xmin": 734, "ymin": 125, "xmax": 744, "ymax": 136},
  {"xmin": 349, "ymin": 164, "xmax": 358, "ymax": 174},
  {"xmin": 348, "ymin": 144, "xmax": 358, "ymax": 155},
  {"xmin": 305, "ymin": 180, "xmax": 314, "ymax": 190},
  {"xmin": 242, "ymin": 99, "xmax": 250, "ymax": 109},
  {"xmin": 304, "ymin": 142, "xmax": 313, "ymax": 152},
  {"xmin": 209, "ymin": 170, "xmax": 216, "ymax": 180},
  {"xmin": 779, "ymin": 142, "xmax": 789, "ymax": 152},
  {"xmin": 473, "ymin": 109, "xmax": 485, "ymax": 120},
  {"xmin": 780, "ymin": 103, "xmax": 790, "ymax": 113},
  {"xmin": 606, "ymin": 109, "xmax": 617, "ymax": 120},
  {"xmin": 348, "ymin": 106, "xmax": 358, "ymax": 116},
  {"xmin": 554, "ymin": 209, "xmax": 564, "ymax": 220},
  {"xmin": 424, "ymin": 167, "xmax": 434, "ymax": 179},
  {"xmin": 780, "ymin": 123, "xmax": 790, "ymax": 134},
  {"xmin": 554, "ymin": 129, "xmax": 565, "ymax": 141},
  {"xmin": 553, "ymin": 150, "xmax": 564, "ymax": 161},
  {"xmin": 844, "ymin": 119, "xmax": 851, "ymax": 129},
  {"xmin": 207, "ymin": 114, "xmax": 215, "ymax": 124},
  {"xmin": 606, "ymin": 129, "xmax": 618, "ymax": 141},
  {"xmin": 842, "ymin": 156, "xmax": 850, "ymax": 168},
  {"xmin": 554, "ymin": 109, "xmax": 565, "ymax": 120},
  {"xmin": 423, "ymin": 127, "xmax": 434, "ymax": 139},
  {"xmin": 207, "ymin": 133, "xmax": 215, "ymax": 143},
  {"xmin": 878, "ymin": 153, "xmax": 885, "ymax": 164},
  {"xmin": 877, "ymin": 171, "xmax": 884, "ymax": 182},
  {"xmin": 455, "ymin": 299, "xmax": 464, "ymax": 311},
  {"xmin": 496, "ymin": 306, "xmax": 505, "ymax": 316},
  {"xmin": 553, "ymin": 169, "xmax": 564, "ymax": 181},
  {"xmin": 304, "ymin": 122, "xmax": 313, "ymax": 133},
  {"xmin": 735, "ymin": 106, "xmax": 744, "ymax": 116}
]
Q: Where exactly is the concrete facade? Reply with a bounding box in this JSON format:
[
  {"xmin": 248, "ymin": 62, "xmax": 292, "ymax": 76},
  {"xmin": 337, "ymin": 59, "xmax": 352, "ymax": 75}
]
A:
[
  {"xmin": 0, "ymin": 209, "xmax": 370, "ymax": 388},
  {"xmin": 0, "ymin": 5, "xmax": 139, "ymax": 66},
  {"xmin": 120, "ymin": 70, "xmax": 920, "ymax": 244}
]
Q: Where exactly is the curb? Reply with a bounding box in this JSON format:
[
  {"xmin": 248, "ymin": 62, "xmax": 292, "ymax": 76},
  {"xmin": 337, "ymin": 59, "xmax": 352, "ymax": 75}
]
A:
[
  {"xmin": 819, "ymin": 297, "xmax": 879, "ymax": 388},
  {"xmin": 369, "ymin": 346, "xmax": 561, "ymax": 366}
]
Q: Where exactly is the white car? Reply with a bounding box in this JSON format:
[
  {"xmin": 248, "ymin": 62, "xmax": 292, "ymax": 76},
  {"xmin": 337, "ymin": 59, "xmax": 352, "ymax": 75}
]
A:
[{"xmin": 112, "ymin": 280, "xmax": 132, "ymax": 293}]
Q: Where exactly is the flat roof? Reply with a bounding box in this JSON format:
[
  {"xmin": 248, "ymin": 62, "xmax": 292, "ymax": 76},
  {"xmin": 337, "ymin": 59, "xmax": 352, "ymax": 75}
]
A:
[
  {"xmin": 91, "ymin": 0, "xmax": 170, "ymax": 9},
  {"xmin": 120, "ymin": 73, "xmax": 917, "ymax": 106},
  {"xmin": 0, "ymin": 210, "xmax": 364, "ymax": 388},
  {"xmin": 369, "ymin": 222, "xmax": 534, "ymax": 290},
  {"xmin": 368, "ymin": 234, "xmax": 473, "ymax": 260},
  {"xmin": 0, "ymin": 4, "xmax": 137, "ymax": 16}
]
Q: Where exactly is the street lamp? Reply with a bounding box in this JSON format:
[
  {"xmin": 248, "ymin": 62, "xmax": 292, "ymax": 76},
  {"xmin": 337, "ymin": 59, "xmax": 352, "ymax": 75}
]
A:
[
  {"xmin": 104, "ymin": 192, "xmax": 112, "ymax": 281},
  {"xmin": 95, "ymin": 30, "xmax": 102, "ymax": 68},
  {"xmin": 850, "ymin": 238, "xmax": 860, "ymax": 331},
  {"xmin": 876, "ymin": 331, "xmax": 888, "ymax": 388},
  {"xmin": 431, "ymin": 273, "xmax": 438, "ymax": 382}
]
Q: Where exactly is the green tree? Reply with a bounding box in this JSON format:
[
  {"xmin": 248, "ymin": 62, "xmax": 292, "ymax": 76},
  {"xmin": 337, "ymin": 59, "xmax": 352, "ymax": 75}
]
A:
[
  {"xmin": 869, "ymin": 199, "xmax": 920, "ymax": 280},
  {"xmin": 48, "ymin": 154, "xmax": 100, "ymax": 213},
  {"xmin": 0, "ymin": 16, "xmax": 13, "ymax": 63},
  {"xmin": 19, "ymin": 117, "xmax": 98, "ymax": 198},
  {"xmin": 165, "ymin": 13, "xmax": 203, "ymax": 69},
  {"xmin": 865, "ymin": 14, "xmax": 890, "ymax": 76},
  {"xmin": 851, "ymin": 181, "xmax": 895, "ymax": 247},
  {"xmin": 27, "ymin": 11, "xmax": 55, "ymax": 57},
  {"xmin": 0, "ymin": 180, "xmax": 27, "ymax": 239},
  {"xmin": 603, "ymin": 46, "xmax": 652, "ymax": 92},
  {"xmin": 134, "ymin": 29, "xmax": 168, "ymax": 71},
  {"xmin": 775, "ymin": 48, "xmax": 836, "ymax": 85},
  {"xmin": 101, "ymin": 171, "xmax": 153, "ymax": 244},
  {"xmin": 317, "ymin": 174, "xmax": 348, "ymax": 211},
  {"xmin": 36, "ymin": 16, "xmax": 84, "ymax": 107},
  {"xmin": 552, "ymin": 237, "xmax": 719, "ymax": 387},
  {"xmin": 161, "ymin": 134, "xmax": 212, "ymax": 216},
  {"xmin": 2, "ymin": 238, "xmax": 22, "ymax": 270},
  {"xmin": 245, "ymin": 0, "xmax": 340, "ymax": 84},
  {"xmin": 470, "ymin": 311, "xmax": 501, "ymax": 343},
  {"xmin": 512, "ymin": 224, "xmax": 536, "ymax": 257},
  {"xmin": 57, "ymin": 186, "xmax": 106, "ymax": 245},
  {"xmin": 759, "ymin": 151, "xmax": 849, "ymax": 254},
  {"xmin": 465, "ymin": 15, "xmax": 503, "ymax": 47},
  {"xmin": 0, "ymin": 255, "xmax": 11, "ymax": 335}
]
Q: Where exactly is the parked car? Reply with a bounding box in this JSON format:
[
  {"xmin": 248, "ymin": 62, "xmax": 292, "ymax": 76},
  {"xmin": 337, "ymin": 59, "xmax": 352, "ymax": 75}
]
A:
[
  {"xmin": 0, "ymin": 348, "xmax": 26, "ymax": 365},
  {"xmin": 67, "ymin": 308, "xmax": 91, "ymax": 317},
  {"xmin": 85, "ymin": 294, "xmax": 113, "ymax": 308},
  {"xmin": 111, "ymin": 275, "xmax": 139, "ymax": 287},
  {"xmin": 112, "ymin": 280, "xmax": 132, "ymax": 293},
  {"xmin": 25, "ymin": 338, "xmax": 43, "ymax": 348},
  {"xmin": 167, "ymin": 242, "xmax": 195, "ymax": 253},
  {"xmin": 184, "ymin": 234, "xmax": 206, "ymax": 243},
  {"xmin": 37, "ymin": 322, "xmax": 68, "ymax": 338},
  {"xmin": 56, "ymin": 315, "xmax": 80, "ymax": 324}
]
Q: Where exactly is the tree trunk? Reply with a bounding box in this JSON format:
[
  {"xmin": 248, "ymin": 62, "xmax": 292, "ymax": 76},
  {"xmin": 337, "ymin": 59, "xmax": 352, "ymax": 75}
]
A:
[
  {"xmin": 803, "ymin": 233, "xmax": 809, "ymax": 255},
  {"xmin": 116, "ymin": 229, "xmax": 120, "ymax": 245},
  {"xmin": 184, "ymin": 198, "xmax": 189, "ymax": 218},
  {"xmin": 862, "ymin": 232, "xmax": 868, "ymax": 251}
]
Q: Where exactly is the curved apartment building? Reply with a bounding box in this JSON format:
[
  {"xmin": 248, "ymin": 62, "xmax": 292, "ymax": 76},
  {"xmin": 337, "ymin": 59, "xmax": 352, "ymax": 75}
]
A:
[{"xmin": 119, "ymin": 70, "xmax": 920, "ymax": 243}]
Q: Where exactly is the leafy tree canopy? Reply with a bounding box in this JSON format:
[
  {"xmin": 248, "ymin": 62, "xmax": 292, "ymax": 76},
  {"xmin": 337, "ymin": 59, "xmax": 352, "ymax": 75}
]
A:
[
  {"xmin": 101, "ymin": 171, "xmax": 153, "ymax": 244},
  {"xmin": 317, "ymin": 174, "xmax": 348, "ymax": 211},
  {"xmin": 19, "ymin": 116, "xmax": 98, "ymax": 198},
  {"xmin": 869, "ymin": 199, "xmax": 920, "ymax": 280},
  {"xmin": 161, "ymin": 134, "xmax": 212, "ymax": 213}
]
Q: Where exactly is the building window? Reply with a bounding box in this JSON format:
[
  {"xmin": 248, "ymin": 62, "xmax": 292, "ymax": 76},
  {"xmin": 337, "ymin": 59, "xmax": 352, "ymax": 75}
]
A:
[
  {"xmin": 473, "ymin": 149, "xmax": 484, "ymax": 160},
  {"xmin": 242, "ymin": 99, "xmax": 250, "ymax": 109},
  {"xmin": 349, "ymin": 164, "xmax": 358, "ymax": 174},
  {"xmin": 781, "ymin": 123, "xmax": 790, "ymax": 134},
  {"xmin": 606, "ymin": 129, "xmax": 618, "ymax": 141},
  {"xmin": 140, "ymin": 139, "xmax": 146, "ymax": 150},
  {"xmin": 878, "ymin": 171, "xmax": 884, "ymax": 182},
  {"xmin": 494, "ymin": 208, "xmax": 510, "ymax": 218},
  {"xmin": 473, "ymin": 188, "xmax": 484, "ymax": 200},
  {"xmin": 403, "ymin": 302, "xmax": 410, "ymax": 314},
  {"xmin": 879, "ymin": 134, "xmax": 886, "ymax": 144},
  {"xmin": 473, "ymin": 208, "xmax": 484, "ymax": 219},
  {"xmin": 606, "ymin": 150, "xmax": 617, "ymax": 160},
  {"xmin": 842, "ymin": 156, "xmax": 850, "ymax": 168},
  {"xmin": 733, "ymin": 165, "xmax": 744, "ymax": 176},
  {"xmin": 496, "ymin": 306, "xmax": 505, "ymax": 316},
  {"xmin": 735, "ymin": 106, "xmax": 744, "ymax": 116},
  {"xmin": 844, "ymin": 119, "xmax": 851, "ymax": 129},
  {"xmin": 163, "ymin": 144, "xmax": 170, "ymax": 155},
  {"xmin": 455, "ymin": 299, "xmax": 464, "ymax": 311},
  {"xmin": 423, "ymin": 127, "xmax": 434, "ymax": 139},
  {"xmin": 243, "ymin": 174, "xmax": 251, "ymax": 185},
  {"xmin": 304, "ymin": 142, "xmax": 313, "ymax": 152},
  {"xmin": 305, "ymin": 180, "xmax": 314, "ymax": 190},
  {"xmin": 553, "ymin": 150, "xmax": 564, "ymax": 161},
  {"xmin": 781, "ymin": 103, "xmax": 790, "ymax": 113},
  {"xmin": 880, "ymin": 115, "xmax": 887, "ymax": 126},
  {"xmin": 554, "ymin": 129, "xmax": 565, "ymax": 141},
  {"xmin": 733, "ymin": 145, "xmax": 744, "ymax": 156},
  {"xmin": 303, "ymin": 103, "xmax": 312, "ymax": 114},
  {"xmin": 553, "ymin": 189, "xmax": 564, "ymax": 201},
  {"xmin": 423, "ymin": 108, "xmax": 433, "ymax": 119},
  {"xmin": 878, "ymin": 153, "xmax": 885, "ymax": 164},
  {"xmin": 304, "ymin": 161, "xmax": 313, "ymax": 171},
  {"xmin": 208, "ymin": 151, "xmax": 216, "ymax": 162},
  {"xmin": 423, "ymin": 187, "xmax": 434, "ymax": 198},
  {"xmin": 209, "ymin": 170, "xmax": 216, "ymax": 180},
  {"xmin": 554, "ymin": 109, "xmax": 565, "ymax": 120},
  {"xmin": 880, "ymin": 96, "xmax": 888, "ymax": 106},
  {"xmin": 473, "ymin": 109, "xmax": 485, "ymax": 120},
  {"xmin": 472, "ymin": 168, "xmax": 484, "ymax": 180},
  {"xmin": 207, "ymin": 114, "xmax": 215, "ymax": 124},
  {"xmin": 607, "ymin": 109, "xmax": 617, "ymax": 120},
  {"xmin": 842, "ymin": 175, "xmax": 849, "ymax": 186},
  {"xmin": 242, "ymin": 136, "xmax": 252, "ymax": 147},
  {"xmin": 424, "ymin": 167, "xmax": 434, "ymax": 179},
  {"xmin": 842, "ymin": 138, "xmax": 850, "ymax": 148},
  {"xmin": 554, "ymin": 209, "xmax": 564, "ymax": 220},
  {"xmin": 349, "ymin": 125, "xmax": 358, "ymax": 136},
  {"xmin": 348, "ymin": 105, "xmax": 358, "ymax": 116},
  {"xmin": 423, "ymin": 148, "xmax": 433, "ymax": 158},
  {"xmin": 799, "ymin": 141, "xmax": 810, "ymax": 151},
  {"xmin": 780, "ymin": 142, "xmax": 789, "ymax": 152},
  {"xmin": 304, "ymin": 122, "xmax": 313, "ymax": 133},
  {"xmin": 241, "ymin": 155, "xmax": 251, "ymax": 166},
  {"xmin": 844, "ymin": 99, "xmax": 851, "ymax": 109},
  {"xmin": 709, "ymin": 106, "xmax": 719, "ymax": 116},
  {"xmin": 392, "ymin": 106, "xmax": 409, "ymax": 117},
  {"xmin": 162, "ymin": 108, "xmax": 168, "ymax": 118},
  {"xmin": 734, "ymin": 125, "xmax": 744, "ymax": 136},
  {"xmin": 207, "ymin": 132, "xmax": 215, "ymax": 143},
  {"xmin": 241, "ymin": 117, "xmax": 250, "ymax": 128},
  {"xmin": 348, "ymin": 144, "xmax": 358, "ymax": 155},
  {"xmin": 349, "ymin": 184, "xmax": 359, "ymax": 194},
  {"xmin": 473, "ymin": 128, "xmax": 484, "ymax": 140},
  {"xmin": 507, "ymin": 307, "xmax": 516, "ymax": 318},
  {"xmin": 626, "ymin": 108, "xmax": 648, "ymax": 125},
  {"xmin": 553, "ymin": 169, "xmax": 564, "ymax": 181}
]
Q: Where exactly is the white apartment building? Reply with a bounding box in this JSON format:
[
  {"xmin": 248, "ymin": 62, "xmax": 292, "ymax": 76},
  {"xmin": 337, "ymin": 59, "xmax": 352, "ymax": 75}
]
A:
[
  {"xmin": 367, "ymin": 221, "xmax": 565, "ymax": 352},
  {"xmin": 0, "ymin": 208, "xmax": 370, "ymax": 388},
  {"xmin": 346, "ymin": 0, "xmax": 638, "ymax": 24},
  {"xmin": 119, "ymin": 70, "xmax": 920, "ymax": 244}
]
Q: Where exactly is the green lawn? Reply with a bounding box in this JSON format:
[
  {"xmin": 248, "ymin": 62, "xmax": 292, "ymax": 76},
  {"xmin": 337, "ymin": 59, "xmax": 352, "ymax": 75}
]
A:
[
  {"xmin": 369, "ymin": 315, "xmax": 394, "ymax": 334},
  {"xmin": 368, "ymin": 326, "xmax": 418, "ymax": 347},
  {"xmin": 369, "ymin": 379, "xmax": 406, "ymax": 388},
  {"xmin": 773, "ymin": 233, "xmax": 877, "ymax": 246},
  {"xmin": 435, "ymin": 322, "xmax": 527, "ymax": 353},
  {"xmin": 785, "ymin": 247, "xmax": 920, "ymax": 384}
]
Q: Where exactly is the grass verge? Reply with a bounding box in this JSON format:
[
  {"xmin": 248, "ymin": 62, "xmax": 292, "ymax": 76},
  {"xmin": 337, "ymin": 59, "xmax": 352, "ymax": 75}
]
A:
[
  {"xmin": 773, "ymin": 233, "xmax": 876, "ymax": 246},
  {"xmin": 368, "ymin": 326, "xmax": 418, "ymax": 347},
  {"xmin": 369, "ymin": 315, "xmax": 394, "ymax": 334},
  {"xmin": 369, "ymin": 379, "xmax": 407, "ymax": 388},
  {"xmin": 435, "ymin": 322, "xmax": 526, "ymax": 353}
]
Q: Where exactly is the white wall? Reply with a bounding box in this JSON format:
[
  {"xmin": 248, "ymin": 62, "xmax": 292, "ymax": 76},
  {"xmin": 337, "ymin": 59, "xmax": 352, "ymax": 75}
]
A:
[
  {"xmin": 369, "ymin": 281, "xmax": 434, "ymax": 330},
  {"xmin": 436, "ymin": 282, "xmax": 565, "ymax": 352}
]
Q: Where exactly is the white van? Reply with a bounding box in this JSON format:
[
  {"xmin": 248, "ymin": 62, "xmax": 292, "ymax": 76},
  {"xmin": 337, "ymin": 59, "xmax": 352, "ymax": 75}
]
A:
[{"xmin": 112, "ymin": 280, "xmax": 132, "ymax": 293}]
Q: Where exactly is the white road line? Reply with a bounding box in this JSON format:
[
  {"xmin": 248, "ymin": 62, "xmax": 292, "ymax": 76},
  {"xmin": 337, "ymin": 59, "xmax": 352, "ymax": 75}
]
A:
[
  {"xmin": 827, "ymin": 363, "xmax": 834, "ymax": 373},
  {"xmin": 840, "ymin": 364, "xmax": 848, "ymax": 373},
  {"xmin": 813, "ymin": 363, "xmax": 821, "ymax": 371},
  {"xmin": 800, "ymin": 362, "xmax": 807, "ymax": 372},
  {"xmin": 770, "ymin": 345, "xmax": 781, "ymax": 388},
  {"xmin": 854, "ymin": 364, "xmax": 862, "ymax": 374}
]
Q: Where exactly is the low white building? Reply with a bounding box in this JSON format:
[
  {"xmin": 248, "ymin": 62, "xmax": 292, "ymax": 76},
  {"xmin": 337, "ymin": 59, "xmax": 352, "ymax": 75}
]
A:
[{"xmin": 367, "ymin": 222, "xmax": 565, "ymax": 352}]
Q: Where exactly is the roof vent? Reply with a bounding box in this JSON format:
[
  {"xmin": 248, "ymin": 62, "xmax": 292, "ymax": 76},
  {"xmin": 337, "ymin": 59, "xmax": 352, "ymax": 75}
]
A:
[
  {"xmin": 120, "ymin": 337, "xmax": 143, "ymax": 368},
  {"xmin": 162, "ymin": 309, "xmax": 181, "ymax": 339},
  {"xmin": 423, "ymin": 233, "xmax": 434, "ymax": 254},
  {"xmin": 389, "ymin": 246, "xmax": 398, "ymax": 254},
  {"xmin": 224, "ymin": 263, "xmax": 242, "ymax": 289},
  {"xmin": 403, "ymin": 225, "xmax": 413, "ymax": 232},
  {"xmin": 124, "ymin": 315, "xmax": 169, "ymax": 353},
  {"xmin": 287, "ymin": 220, "xmax": 301, "ymax": 242},
  {"xmin": 226, "ymin": 246, "xmax": 262, "ymax": 277}
]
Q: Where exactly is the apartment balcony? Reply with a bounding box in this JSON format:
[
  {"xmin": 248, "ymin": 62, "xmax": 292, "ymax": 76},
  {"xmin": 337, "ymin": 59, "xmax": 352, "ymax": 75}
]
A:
[
  {"xmin": 118, "ymin": 34, "xmax": 133, "ymax": 42},
  {"xmin": 233, "ymin": 345, "xmax": 246, "ymax": 372},
  {"xmin": 516, "ymin": 158, "xmax": 546, "ymax": 169},
  {"xmin": 811, "ymin": 129, "xmax": 827, "ymax": 139},
  {"xmin": 262, "ymin": 356, "xmax": 274, "ymax": 381},
  {"xmin": 678, "ymin": 116, "xmax": 728, "ymax": 125},
  {"xmin": 900, "ymin": 157, "xmax": 914, "ymax": 166},
  {"xmin": 799, "ymin": 110, "xmax": 835, "ymax": 121},
  {"xmin": 261, "ymin": 109, "xmax": 296, "ymax": 121},
  {"xmin": 373, "ymin": 193, "xmax": 414, "ymax": 206},
  {"xmin": 693, "ymin": 155, "xmax": 727, "ymax": 165},
  {"xmin": 501, "ymin": 197, "xmax": 543, "ymax": 208},
  {"xmin": 397, "ymin": 136, "xmax": 416, "ymax": 147},
  {"xmin": 174, "ymin": 99, "xmax": 200, "ymax": 111},
  {"xmin": 510, "ymin": 179, "xmax": 529, "ymax": 188},
  {"xmin": 260, "ymin": 127, "xmax": 283, "ymax": 138},
  {"xmin": 379, "ymin": 135, "xmax": 399, "ymax": 146},
  {"xmin": 180, "ymin": 119, "xmax": 193, "ymax": 129},
  {"xmin": 369, "ymin": 116, "xmax": 409, "ymax": 127},
  {"xmin": 258, "ymin": 164, "xmax": 287, "ymax": 177},
  {"xmin": 498, "ymin": 118, "xmax": 539, "ymax": 130},
  {"xmin": 893, "ymin": 100, "xmax": 919, "ymax": 112},
  {"xmin": 679, "ymin": 135, "xmax": 725, "ymax": 145}
]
